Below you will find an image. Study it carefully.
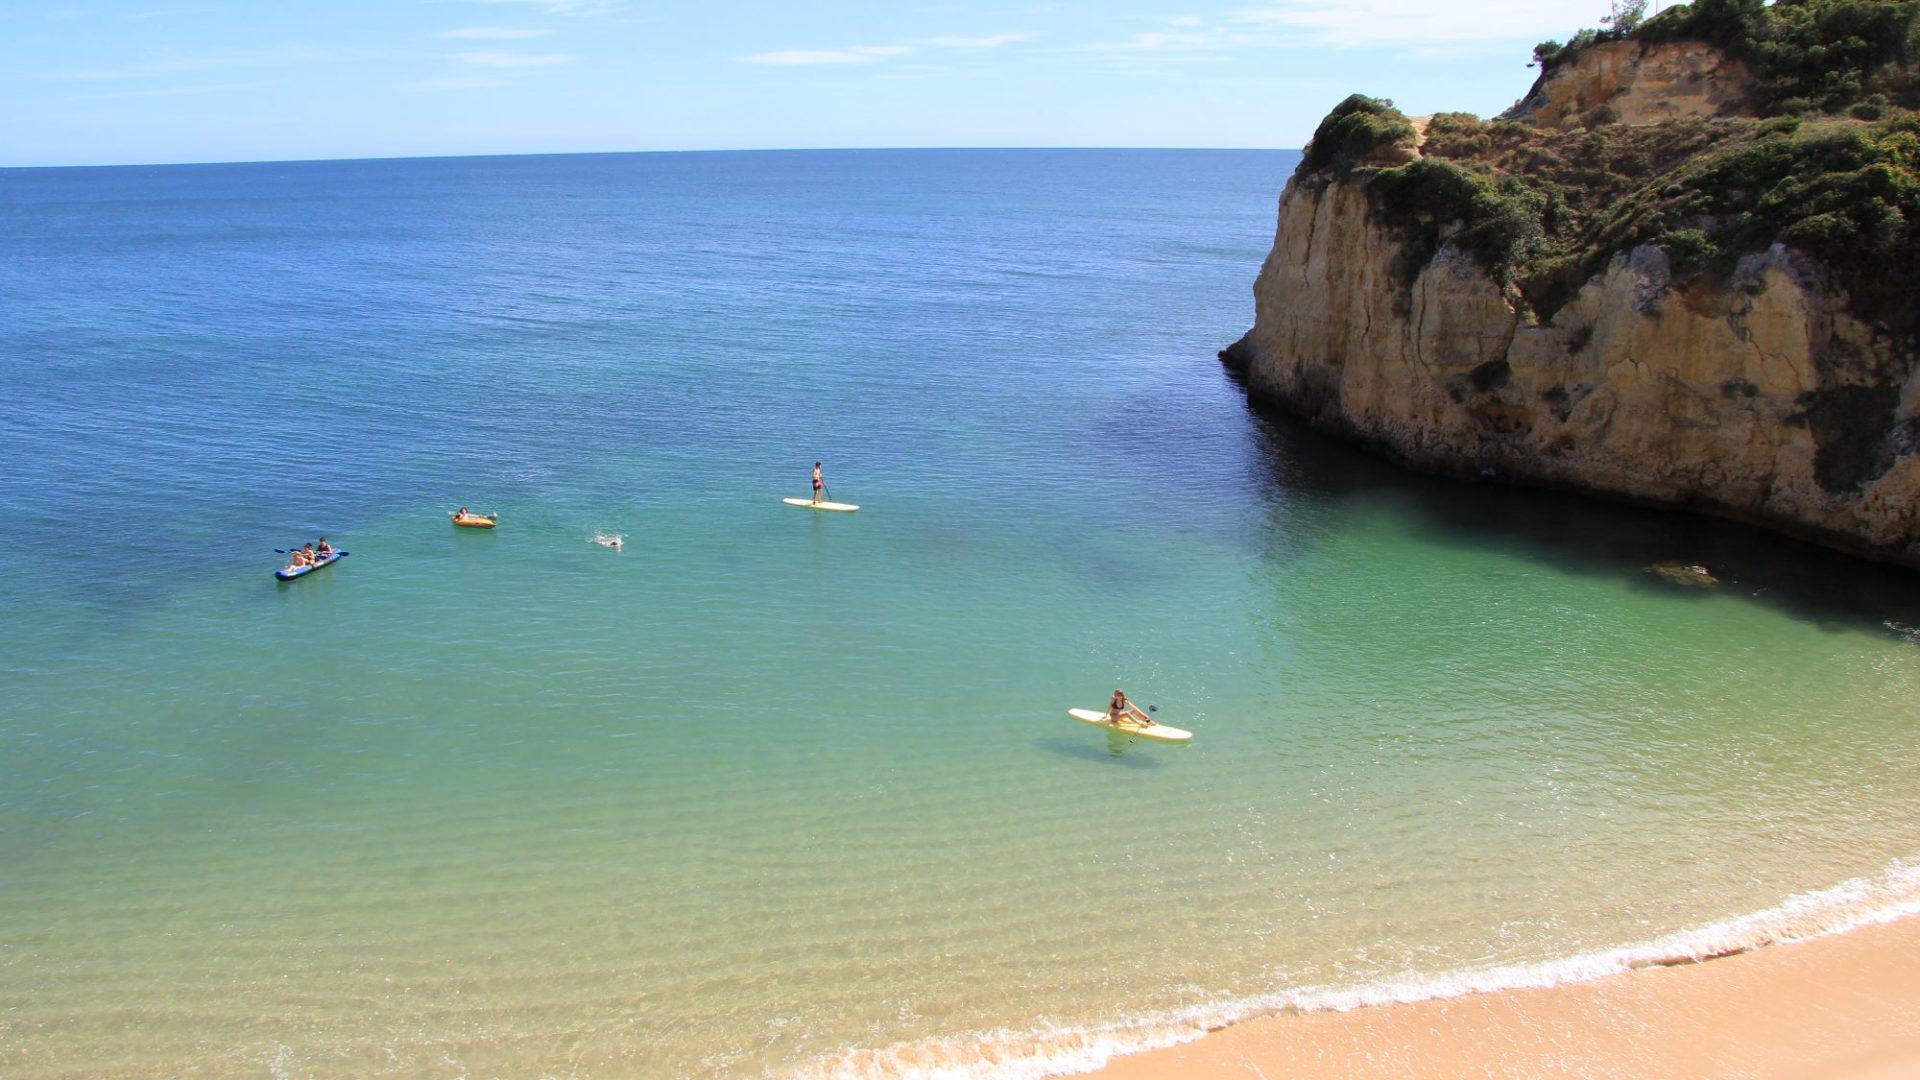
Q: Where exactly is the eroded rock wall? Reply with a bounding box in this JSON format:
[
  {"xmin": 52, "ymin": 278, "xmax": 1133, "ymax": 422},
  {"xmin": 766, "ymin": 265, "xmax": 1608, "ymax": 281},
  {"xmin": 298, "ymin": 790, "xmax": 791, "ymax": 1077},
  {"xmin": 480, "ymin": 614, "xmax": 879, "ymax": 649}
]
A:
[
  {"xmin": 1506, "ymin": 39, "xmax": 1754, "ymax": 128},
  {"xmin": 1226, "ymin": 175, "xmax": 1920, "ymax": 565}
]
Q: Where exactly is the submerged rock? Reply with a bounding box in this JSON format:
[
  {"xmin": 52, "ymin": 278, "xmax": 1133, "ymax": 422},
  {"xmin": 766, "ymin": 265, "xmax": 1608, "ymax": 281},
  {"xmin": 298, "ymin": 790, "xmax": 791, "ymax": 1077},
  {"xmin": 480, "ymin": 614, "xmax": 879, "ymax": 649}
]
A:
[{"xmin": 1649, "ymin": 562, "xmax": 1719, "ymax": 588}]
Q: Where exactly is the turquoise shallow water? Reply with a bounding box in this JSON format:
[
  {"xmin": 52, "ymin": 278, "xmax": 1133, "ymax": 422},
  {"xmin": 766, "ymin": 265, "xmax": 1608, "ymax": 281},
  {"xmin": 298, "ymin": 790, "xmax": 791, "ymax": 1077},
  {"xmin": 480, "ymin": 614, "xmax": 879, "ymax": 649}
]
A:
[{"xmin": 4, "ymin": 150, "xmax": 1920, "ymax": 1078}]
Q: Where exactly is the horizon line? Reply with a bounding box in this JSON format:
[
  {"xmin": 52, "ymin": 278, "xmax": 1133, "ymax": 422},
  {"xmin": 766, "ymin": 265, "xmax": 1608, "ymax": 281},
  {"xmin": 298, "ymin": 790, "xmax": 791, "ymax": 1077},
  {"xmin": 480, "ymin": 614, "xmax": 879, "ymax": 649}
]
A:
[{"xmin": 0, "ymin": 144, "xmax": 1302, "ymax": 172}]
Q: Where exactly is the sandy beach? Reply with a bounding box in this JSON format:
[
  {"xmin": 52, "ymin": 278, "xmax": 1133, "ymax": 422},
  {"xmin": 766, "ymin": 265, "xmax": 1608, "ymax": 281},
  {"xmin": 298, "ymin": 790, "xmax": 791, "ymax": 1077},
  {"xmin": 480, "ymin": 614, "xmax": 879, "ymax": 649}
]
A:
[{"xmin": 1091, "ymin": 914, "xmax": 1920, "ymax": 1079}]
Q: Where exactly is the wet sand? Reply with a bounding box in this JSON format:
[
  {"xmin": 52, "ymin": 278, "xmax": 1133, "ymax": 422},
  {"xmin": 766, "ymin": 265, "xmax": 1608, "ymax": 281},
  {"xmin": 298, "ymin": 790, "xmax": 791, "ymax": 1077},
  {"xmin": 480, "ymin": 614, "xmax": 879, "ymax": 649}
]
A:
[{"xmin": 1090, "ymin": 914, "xmax": 1920, "ymax": 1079}]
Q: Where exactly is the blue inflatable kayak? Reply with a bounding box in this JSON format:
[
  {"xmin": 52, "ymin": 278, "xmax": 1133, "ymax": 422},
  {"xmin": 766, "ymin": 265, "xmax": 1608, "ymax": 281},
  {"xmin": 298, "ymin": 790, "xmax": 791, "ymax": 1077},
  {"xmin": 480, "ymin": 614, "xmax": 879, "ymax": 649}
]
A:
[{"xmin": 275, "ymin": 550, "xmax": 348, "ymax": 581}]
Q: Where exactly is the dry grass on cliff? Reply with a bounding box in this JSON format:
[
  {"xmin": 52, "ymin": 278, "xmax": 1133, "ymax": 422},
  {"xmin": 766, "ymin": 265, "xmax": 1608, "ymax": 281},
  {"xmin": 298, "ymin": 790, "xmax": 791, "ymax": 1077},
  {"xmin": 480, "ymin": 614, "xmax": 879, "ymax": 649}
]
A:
[{"xmin": 1348, "ymin": 106, "xmax": 1920, "ymax": 349}]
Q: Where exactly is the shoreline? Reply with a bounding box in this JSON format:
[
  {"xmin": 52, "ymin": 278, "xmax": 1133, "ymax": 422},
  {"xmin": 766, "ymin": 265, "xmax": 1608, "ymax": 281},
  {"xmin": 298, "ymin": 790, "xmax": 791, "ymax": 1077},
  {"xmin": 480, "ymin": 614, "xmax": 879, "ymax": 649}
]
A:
[{"xmin": 1085, "ymin": 911, "xmax": 1920, "ymax": 1079}]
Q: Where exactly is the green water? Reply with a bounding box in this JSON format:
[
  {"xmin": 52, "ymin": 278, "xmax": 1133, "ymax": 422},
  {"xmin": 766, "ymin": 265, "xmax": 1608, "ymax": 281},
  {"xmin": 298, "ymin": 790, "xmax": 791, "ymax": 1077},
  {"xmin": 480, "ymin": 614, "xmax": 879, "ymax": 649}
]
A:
[
  {"xmin": 5, "ymin": 150, "xmax": 1920, "ymax": 1078},
  {"xmin": 9, "ymin": 481, "xmax": 1920, "ymax": 1077}
]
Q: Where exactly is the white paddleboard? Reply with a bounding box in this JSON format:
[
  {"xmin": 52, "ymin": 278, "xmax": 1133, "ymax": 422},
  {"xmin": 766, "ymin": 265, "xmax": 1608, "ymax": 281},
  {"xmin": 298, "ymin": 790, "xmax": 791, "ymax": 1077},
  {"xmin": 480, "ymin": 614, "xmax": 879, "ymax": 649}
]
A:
[
  {"xmin": 1068, "ymin": 707, "xmax": 1192, "ymax": 743},
  {"xmin": 783, "ymin": 498, "xmax": 860, "ymax": 512}
]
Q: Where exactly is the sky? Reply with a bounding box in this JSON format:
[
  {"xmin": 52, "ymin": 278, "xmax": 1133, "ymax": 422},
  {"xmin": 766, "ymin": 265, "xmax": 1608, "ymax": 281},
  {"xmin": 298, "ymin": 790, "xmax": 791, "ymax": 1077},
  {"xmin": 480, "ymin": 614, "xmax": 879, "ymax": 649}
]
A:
[{"xmin": 2, "ymin": 1, "xmax": 1639, "ymax": 167}]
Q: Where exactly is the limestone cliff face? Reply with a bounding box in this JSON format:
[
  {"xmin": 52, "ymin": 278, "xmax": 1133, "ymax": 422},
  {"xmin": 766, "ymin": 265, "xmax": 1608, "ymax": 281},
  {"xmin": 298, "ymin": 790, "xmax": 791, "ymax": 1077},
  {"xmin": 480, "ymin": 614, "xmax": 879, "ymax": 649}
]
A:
[
  {"xmin": 1505, "ymin": 39, "xmax": 1754, "ymax": 128},
  {"xmin": 1226, "ymin": 172, "xmax": 1920, "ymax": 566}
]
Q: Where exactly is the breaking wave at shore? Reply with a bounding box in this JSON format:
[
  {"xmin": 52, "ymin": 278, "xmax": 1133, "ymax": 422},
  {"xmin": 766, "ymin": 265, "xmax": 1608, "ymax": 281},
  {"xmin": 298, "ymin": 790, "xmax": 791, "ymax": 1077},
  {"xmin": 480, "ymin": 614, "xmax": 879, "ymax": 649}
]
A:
[{"xmin": 795, "ymin": 858, "xmax": 1920, "ymax": 1080}]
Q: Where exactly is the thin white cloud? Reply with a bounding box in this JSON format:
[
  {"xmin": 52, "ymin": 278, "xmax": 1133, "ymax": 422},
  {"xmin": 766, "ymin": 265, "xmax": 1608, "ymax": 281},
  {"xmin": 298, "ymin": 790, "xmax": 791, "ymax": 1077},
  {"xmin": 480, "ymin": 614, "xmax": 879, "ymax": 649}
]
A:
[
  {"xmin": 438, "ymin": 27, "xmax": 553, "ymax": 39},
  {"xmin": 1232, "ymin": 0, "xmax": 1601, "ymax": 46},
  {"xmin": 458, "ymin": 50, "xmax": 572, "ymax": 67},
  {"xmin": 1083, "ymin": 29, "xmax": 1234, "ymax": 52},
  {"xmin": 410, "ymin": 75, "xmax": 511, "ymax": 89},
  {"xmin": 736, "ymin": 44, "xmax": 911, "ymax": 66},
  {"xmin": 919, "ymin": 32, "xmax": 1030, "ymax": 48},
  {"xmin": 38, "ymin": 45, "xmax": 328, "ymax": 81},
  {"xmin": 92, "ymin": 80, "xmax": 270, "ymax": 98},
  {"xmin": 465, "ymin": 0, "xmax": 613, "ymax": 14}
]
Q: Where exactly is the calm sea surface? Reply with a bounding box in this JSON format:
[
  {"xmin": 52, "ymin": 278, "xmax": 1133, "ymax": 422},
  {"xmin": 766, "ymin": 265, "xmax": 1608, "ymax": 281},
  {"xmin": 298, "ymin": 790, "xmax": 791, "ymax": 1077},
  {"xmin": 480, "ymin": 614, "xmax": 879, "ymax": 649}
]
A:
[{"xmin": 4, "ymin": 149, "xmax": 1920, "ymax": 1078}]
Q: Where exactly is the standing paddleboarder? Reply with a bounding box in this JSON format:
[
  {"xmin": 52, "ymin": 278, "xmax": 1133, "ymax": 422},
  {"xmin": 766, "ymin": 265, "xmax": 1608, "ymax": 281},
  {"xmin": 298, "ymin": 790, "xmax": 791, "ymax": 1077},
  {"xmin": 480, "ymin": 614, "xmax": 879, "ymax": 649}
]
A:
[{"xmin": 812, "ymin": 461, "xmax": 824, "ymax": 505}]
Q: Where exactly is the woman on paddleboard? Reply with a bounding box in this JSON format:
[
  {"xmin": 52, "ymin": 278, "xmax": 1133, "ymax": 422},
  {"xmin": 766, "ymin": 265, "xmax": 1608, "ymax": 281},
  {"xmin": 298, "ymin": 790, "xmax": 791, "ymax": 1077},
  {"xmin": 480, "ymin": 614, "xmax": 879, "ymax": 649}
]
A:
[
  {"xmin": 1109, "ymin": 690, "xmax": 1150, "ymax": 727},
  {"xmin": 812, "ymin": 462, "xmax": 823, "ymax": 504}
]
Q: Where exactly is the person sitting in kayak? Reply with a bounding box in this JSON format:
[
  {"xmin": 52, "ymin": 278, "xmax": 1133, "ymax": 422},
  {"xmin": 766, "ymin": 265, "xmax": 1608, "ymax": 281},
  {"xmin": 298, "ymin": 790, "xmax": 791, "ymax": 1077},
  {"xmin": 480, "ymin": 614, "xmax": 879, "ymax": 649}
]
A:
[
  {"xmin": 315, "ymin": 537, "xmax": 333, "ymax": 557},
  {"xmin": 455, "ymin": 507, "xmax": 469, "ymax": 519},
  {"xmin": 811, "ymin": 462, "xmax": 823, "ymax": 505},
  {"xmin": 300, "ymin": 542, "xmax": 318, "ymax": 563}
]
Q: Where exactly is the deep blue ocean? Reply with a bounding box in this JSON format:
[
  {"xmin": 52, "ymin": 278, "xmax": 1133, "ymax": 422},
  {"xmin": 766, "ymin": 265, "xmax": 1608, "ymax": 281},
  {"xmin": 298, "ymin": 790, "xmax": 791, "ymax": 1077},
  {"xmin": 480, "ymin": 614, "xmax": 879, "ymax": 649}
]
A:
[{"xmin": 5, "ymin": 150, "xmax": 1920, "ymax": 1078}]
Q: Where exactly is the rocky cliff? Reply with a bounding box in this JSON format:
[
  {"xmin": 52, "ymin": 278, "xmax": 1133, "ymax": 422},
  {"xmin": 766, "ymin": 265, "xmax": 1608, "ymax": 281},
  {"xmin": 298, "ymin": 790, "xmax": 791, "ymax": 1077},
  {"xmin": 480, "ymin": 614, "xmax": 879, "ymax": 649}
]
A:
[{"xmin": 1225, "ymin": 1, "xmax": 1920, "ymax": 567}]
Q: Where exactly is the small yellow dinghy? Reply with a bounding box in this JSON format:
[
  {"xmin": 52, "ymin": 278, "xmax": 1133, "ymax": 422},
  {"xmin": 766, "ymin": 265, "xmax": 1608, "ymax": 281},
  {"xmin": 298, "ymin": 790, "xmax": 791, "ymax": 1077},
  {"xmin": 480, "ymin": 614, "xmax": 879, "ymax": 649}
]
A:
[
  {"xmin": 451, "ymin": 512, "xmax": 497, "ymax": 529},
  {"xmin": 1068, "ymin": 708, "xmax": 1192, "ymax": 744}
]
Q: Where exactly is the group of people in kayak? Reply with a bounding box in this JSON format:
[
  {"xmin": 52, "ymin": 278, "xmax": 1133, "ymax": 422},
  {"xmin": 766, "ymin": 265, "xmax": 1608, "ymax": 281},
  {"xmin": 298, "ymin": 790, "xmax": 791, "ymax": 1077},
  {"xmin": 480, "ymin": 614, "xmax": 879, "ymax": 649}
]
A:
[{"xmin": 282, "ymin": 538, "xmax": 335, "ymax": 571}]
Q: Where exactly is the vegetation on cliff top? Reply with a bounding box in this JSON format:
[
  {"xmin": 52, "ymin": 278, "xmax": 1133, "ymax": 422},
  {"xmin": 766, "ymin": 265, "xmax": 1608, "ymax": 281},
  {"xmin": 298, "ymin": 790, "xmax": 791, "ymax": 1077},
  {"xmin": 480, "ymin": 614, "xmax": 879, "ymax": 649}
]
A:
[
  {"xmin": 1296, "ymin": 0, "xmax": 1920, "ymax": 351},
  {"xmin": 1300, "ymin": 94, "xmax": 1417, "ymax": 173},
  {"xmin": 1541, "ymin": 0, "xmax": 1920, "ymax": 116}
]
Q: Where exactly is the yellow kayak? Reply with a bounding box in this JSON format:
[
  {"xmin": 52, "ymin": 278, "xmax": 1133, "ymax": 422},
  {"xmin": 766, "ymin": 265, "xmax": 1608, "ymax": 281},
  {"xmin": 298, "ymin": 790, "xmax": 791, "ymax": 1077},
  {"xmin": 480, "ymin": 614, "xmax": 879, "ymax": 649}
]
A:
[
  {"xmin": 1068, "ymin": 708, "xmax": 1193, "ymax": 744},
  {"xmin": 451, "ymin": 513, "xmax": 497, "ymax": 529}
]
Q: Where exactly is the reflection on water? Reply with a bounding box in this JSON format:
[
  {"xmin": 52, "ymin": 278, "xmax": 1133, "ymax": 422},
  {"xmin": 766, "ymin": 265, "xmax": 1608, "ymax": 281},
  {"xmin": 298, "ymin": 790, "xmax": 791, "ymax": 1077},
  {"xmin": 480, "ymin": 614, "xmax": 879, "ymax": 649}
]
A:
[{"xmin": 1033, "ymin": 737, "xmax": 1167, "ymax": 769}]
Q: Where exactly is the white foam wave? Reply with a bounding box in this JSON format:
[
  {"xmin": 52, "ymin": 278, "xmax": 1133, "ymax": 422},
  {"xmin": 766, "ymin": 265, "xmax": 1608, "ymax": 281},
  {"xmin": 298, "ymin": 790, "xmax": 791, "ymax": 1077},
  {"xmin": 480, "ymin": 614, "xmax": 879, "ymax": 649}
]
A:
[{"xmin": 788, "ymin": 858, "xmax": 1920, "ymax": 1080}]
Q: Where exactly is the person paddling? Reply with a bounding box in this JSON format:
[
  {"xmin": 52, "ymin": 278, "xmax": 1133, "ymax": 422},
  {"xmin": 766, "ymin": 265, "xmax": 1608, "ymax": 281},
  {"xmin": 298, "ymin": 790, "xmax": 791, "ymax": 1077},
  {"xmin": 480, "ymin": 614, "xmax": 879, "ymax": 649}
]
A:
[
  {"xmin": 811, "ymin": 462, "xmax": 824, "ymax": 505},
  {"xmin": 315, "ymin": 537, "xmax": 333, "ymax": 557},
  {"xmin": 1108, "ymin": 689, "xmax": 1151, "ymax": 727}
]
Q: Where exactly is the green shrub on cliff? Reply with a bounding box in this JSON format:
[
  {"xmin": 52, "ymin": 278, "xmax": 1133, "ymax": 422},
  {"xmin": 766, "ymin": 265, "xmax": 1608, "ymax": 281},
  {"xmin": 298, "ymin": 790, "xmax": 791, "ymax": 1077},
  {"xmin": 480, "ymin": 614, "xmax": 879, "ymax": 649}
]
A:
[
  {"xmin": 1594, "ymin": 115, "xmax": 1918, "ymax": 258},
  {"xmin": 1302, "ymin": 94, "xmax": 1417, "ymax": 172},
  {"xmin": 1658, "ymin": 227, "xmax": 1721, "ymax": 277},
  {"xmin": 1368, "ymin": 158, "xmax": 1547, "ymax": 287},
  {"xmin": 1593, "ymin": 113, "xmax": 1920, "ymax": 326}
]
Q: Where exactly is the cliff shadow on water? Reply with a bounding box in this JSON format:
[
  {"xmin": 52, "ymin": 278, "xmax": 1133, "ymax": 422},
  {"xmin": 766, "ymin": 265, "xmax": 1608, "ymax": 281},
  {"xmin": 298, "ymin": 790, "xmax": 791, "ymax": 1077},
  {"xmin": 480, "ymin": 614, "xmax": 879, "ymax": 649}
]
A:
[{"xmin": 1227, "ymin": 364, "xmax": 1920, "ymax": 641}]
